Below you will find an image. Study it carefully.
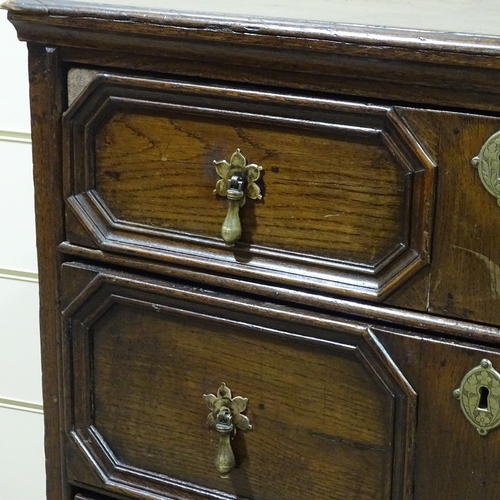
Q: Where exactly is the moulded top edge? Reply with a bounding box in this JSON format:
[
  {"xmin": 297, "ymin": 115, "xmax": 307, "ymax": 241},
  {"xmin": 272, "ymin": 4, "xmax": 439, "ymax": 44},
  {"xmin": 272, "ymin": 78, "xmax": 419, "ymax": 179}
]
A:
[{"xmin": 5, "ymin": 0, "xmax": 500, "ymax": 55}]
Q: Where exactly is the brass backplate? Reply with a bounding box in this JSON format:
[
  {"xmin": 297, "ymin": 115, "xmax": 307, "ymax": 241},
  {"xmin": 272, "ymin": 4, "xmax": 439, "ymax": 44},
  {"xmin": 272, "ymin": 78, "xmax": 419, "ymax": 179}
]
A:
[
  {"xmin": 454, "ymin": 359, "xmax": 500, "ymax": 435},
  {"xmin": 472, "ymin": 131, "xmax": 500, "ymax": 206}
]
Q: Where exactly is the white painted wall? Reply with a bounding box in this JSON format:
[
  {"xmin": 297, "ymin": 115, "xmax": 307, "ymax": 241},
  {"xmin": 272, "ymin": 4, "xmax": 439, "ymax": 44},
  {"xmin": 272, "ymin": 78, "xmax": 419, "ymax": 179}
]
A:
[
  {"xmin": 0, "ymin": 10, "xmax": 31, "ymax": 134},
  {"xmin": 0, "ymin": 9, "xmax": 46, "ymax": 499}
]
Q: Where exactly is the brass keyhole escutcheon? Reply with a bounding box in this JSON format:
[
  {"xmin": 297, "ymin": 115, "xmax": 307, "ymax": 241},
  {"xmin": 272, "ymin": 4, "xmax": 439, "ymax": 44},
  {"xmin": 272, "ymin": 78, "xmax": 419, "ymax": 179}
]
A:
[
  {"xmin": 453, "ymin": 359, "xmax": 500, "ymax": 436},
  {"xmin": 203, "ymin": 383, "xmax": 252, "ymax": 478},
  {"xmin": 213, "ymin": 149, "xmax": 263, "ymax": 245},
  {"xmin": 472, "ymin": 130, "xmax": 500, "ymax": 206}
]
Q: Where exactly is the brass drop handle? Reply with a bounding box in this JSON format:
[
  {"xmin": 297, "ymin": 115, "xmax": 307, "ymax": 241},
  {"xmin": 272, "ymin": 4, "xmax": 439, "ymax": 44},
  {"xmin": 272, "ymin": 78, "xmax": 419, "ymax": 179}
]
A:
[
  {"xmin": 453, "ymin": 359, "xmax": 500, "ymax": 436},
  {"xmin": 203, "ymin": 383, "xmax": 252, "ymax": 478},
  {"xmin": 214, "ymin": 149, "xmax": 263, "ymax": 245},
  {"xmin": 221, "ymin": 175, "xmax": 245, "ymax": 245}
]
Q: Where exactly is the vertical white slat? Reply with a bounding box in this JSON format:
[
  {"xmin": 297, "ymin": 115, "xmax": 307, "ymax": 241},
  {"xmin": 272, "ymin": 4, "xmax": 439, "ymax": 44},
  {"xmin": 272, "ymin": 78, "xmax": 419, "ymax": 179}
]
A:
[
  {"xmin": 0, "ymin": 10, "xmax": 31, "ymax": 134},
  {"xmin": 0, "ymin": 139, "xmax": 37, "ymax": 273},
  {"xmin": 0, "ymin": 406, "xmax": 45, "ymax": 499},
  {"xmin": 0, "ymin": 277, "xmax": 41, "ymax": 404},
  {"xmin": 0, "ymin": 9, "xmax": 45, "ymax": 499}
]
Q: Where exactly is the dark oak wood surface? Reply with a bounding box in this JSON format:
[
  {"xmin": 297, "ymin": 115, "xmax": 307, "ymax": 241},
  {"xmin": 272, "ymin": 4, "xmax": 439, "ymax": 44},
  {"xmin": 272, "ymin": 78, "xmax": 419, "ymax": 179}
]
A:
[
  {"xmin": 8, "ymin": 0, "xmax": 500, "ymax": 114},
  {"xmin": 60, "ymin": 68, "xmax": 500, "ymax": 325},
  {"xmin": 60, "ymin": 263, "xmax": 417, "ymax": 500},
  {"xmin": 428, "ymin": 113, "xmax": 500, "ymax": 325},
  {"xmin": 96, "ymin": 112, "xmax": 403, "ymax": 263},
  {"xmin": 27, "ymin": 43, "xmax": 71, "ymax": 500},
  {"xmin": 60, "ymin": 262, "xmax": 500, "ymax": 500},
  {"xmin": 92, "ymin": 309, "xmax": 391, "ymax": 500},
  {"xmin": 61, "ymin": 72, "xmax": 435, "ymax": 301},
  {"xmin": 377, "ymin": 329, "xmax": 500, "ymax": 499},
  {"xmin": 389, "ymin": 110, "xmax": 500, "ymax": 326}
]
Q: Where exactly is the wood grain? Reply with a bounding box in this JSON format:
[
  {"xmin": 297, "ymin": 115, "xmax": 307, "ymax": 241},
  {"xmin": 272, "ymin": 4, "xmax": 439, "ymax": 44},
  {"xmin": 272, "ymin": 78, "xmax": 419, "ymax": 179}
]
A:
[
  {"xmin": 62, "ymin": 262, "xmax": 416, "ymax": 500},
  {"xmin": 96, "ymin": 111, "xmax": 403, "ymax": 263},
  {"xmin": 59, "ymin": 242, "xmax": 500, "ymax": 345},
  {"xmin": 11, "ymin": 2, "xmax": 500, "ymax": 115},
  {"xmin": 27, "ymin": 43, "xmax": 67, "ymax": 500},
  {"xmin": 374, "ymin": 329, "xmax": 500, "ymax": 500},
  {"xmin": 414, "ymin": 338, "xmax": 500, "ymax": 499},
  {"xmin": 93, "ymin": 306, "xmax": 390, "ymax": 500},
  {"xmin": 62, "ymin": 74, "xmax": 435, "ymax": 301},
  {"xmin": 428, "ymin": 112, "xmax": 500, "ymax": 325}
]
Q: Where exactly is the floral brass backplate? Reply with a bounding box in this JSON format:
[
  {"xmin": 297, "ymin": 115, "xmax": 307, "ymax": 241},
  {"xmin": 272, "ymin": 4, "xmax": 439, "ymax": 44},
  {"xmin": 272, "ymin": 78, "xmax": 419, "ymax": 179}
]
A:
[
  {"xmin": 213, "ymin": 149, "xmax": 263, "ymax": 245},
  {"xmin": 472, "ymin": 131, "xmax": 500, "ymax": 206},
  {"xmin": 203, "ymin": 383, "xmax": 252, "ymax": 477},
  {"xmin": 453, "ymin": 359, "xmax": 500, "ymax": 436}
]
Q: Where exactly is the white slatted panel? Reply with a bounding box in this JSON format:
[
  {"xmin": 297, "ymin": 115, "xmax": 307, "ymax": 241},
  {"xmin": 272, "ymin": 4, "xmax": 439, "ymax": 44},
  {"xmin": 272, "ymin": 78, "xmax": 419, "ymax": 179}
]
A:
[
  {"xmin": 0, "ymin": 407, "xmax": 45, "ymax": 500},
  {"xmin": 0, "ymin": 139, "xmax": 37, "ymax": 273},
  {"xmin": 0, "ymin": 277, "xmax": 41, "ymax": 403},
  {"xmin": 0, "ymin": 9, "xmax": 45, "ymax": 499},
  {"xmin": 0, "ymin": 10, "xmax": 31, "ymax": 133}
]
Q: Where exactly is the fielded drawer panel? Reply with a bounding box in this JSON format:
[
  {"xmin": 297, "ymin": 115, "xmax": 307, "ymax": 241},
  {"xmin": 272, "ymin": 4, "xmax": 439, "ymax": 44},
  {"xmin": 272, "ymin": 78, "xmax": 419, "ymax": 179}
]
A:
[
  {"xmin": 63, "ymin": 71, "xmax": 436, "ymax": 302},
  {"xmin": 61, "ymin": 263, "xmax": 413, "ymax": 500},
  {"xmin": 62, "ymin": 262, "xmax": 500, "ymax": 500},
  {"xmin": 63, "ymin": 69, "xmax": 500, "ymax": 326}
]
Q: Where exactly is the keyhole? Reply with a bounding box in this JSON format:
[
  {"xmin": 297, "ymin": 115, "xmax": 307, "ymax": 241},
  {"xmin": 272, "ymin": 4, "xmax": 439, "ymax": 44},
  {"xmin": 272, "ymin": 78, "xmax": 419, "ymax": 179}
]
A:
[{"xmin": 478, "ymin": 386, "xmax": 490, "ymax": 410}]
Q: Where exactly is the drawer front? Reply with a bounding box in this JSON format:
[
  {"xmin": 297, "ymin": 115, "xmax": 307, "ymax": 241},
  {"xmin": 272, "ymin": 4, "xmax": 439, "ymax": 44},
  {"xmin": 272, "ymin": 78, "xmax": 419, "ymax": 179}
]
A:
[
  {"xmin": 63, "ymin": 70, "xmax": 435, "ymax": 301},
  {"xmin": 61, "ymin": 262, "xmax": 500, "ymax": 500},
  {"xmin": 386, "ymin": 110, "xmax": 500, "ymax": 326},
  {"xmin": 378, "ymin": 329, "xmax": 500, "ymax": 500},
  {"xmin": 61, "ymin": 262, "xmax": 416, "ymax": 500}
]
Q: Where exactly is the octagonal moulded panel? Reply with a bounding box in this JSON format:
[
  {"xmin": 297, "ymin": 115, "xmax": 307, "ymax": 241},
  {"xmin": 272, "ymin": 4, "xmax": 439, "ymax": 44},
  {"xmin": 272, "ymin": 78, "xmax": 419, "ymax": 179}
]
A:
[
  {"xmin": 63, "ymin": 71, "xmax": 435, "ymax": 301},
  {"xmin": 61, "ymin": 262, "xmax": 417, "ymax": 500}
]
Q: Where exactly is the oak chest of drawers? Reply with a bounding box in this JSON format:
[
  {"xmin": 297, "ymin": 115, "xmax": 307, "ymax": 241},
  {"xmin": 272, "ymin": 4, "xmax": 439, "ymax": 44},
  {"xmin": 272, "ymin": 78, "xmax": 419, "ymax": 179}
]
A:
[{"xmin": 6, "ymin": 1, "xmax": 500, "ymax": 499}]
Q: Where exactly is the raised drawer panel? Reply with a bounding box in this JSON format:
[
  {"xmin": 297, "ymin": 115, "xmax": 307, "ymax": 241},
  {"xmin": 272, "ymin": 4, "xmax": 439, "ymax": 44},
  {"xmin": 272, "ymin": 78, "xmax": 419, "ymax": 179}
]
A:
[
  {"xmin": 62, "ymin": 70, "xmax": 500, "ymax": 325},
  {"xmin": 61, "ymin": 262, "xmax": 500, "ymax": 500},
  {"xmin": 64, "ymin": 71, "xmax": 435, "ymax": 301},
  {"xmin": 61, "ymin": 262, "xmax": 416, "ymax": 500},
  {"xmin": 93, "ymin": 307, "xmax": 393, "ymax": 499},
  {"xmin": 96, "ymin": 111, "xmax": 403, "ymax": 263}
]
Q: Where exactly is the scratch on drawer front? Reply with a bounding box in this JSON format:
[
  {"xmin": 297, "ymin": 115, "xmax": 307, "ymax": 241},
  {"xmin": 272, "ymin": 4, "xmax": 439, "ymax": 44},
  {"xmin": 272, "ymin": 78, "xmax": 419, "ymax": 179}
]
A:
[
  {"xmin": 311, "ymin": 432, "xmax": 386, "ymax": 452},
  {"xmin": 453, "ymin": 245, "xmax": 500, "ymax": 298}
]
